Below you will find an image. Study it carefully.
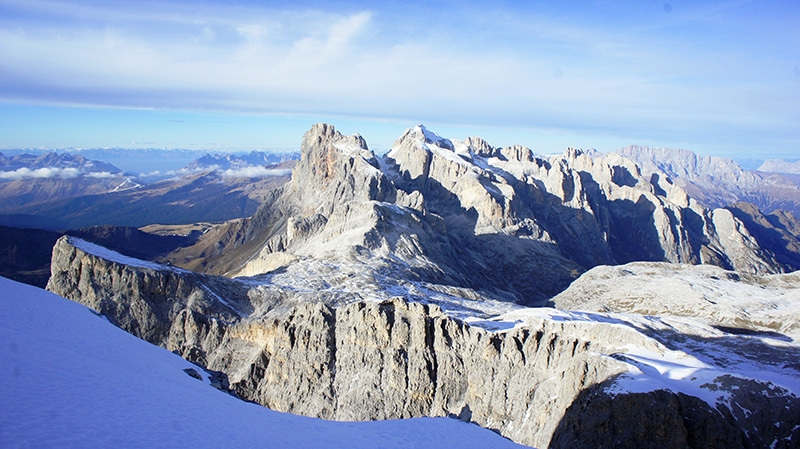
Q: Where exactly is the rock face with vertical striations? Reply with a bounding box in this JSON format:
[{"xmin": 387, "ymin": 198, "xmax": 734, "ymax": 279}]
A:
[{"xmin": 48, "ymin": 234, "xmax": 800, "ymax": 448}]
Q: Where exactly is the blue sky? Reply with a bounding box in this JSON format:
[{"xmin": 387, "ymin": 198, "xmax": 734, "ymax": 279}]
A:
[{"xmin": 0, "ymin": 0, "xmax": 798, "ymax": 158}]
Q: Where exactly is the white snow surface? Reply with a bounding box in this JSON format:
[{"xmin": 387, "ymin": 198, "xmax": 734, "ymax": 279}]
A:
[
  {"xmin": 0, "ymin": 276, "xmax": 528, "ymax": 449},
  {"xmin": 479, "ymin": 307, "xmax": 800, "ymax": 409},
  {"xmin": 70, "ymin": 237, "xmax": 175, "ymax": 272}
]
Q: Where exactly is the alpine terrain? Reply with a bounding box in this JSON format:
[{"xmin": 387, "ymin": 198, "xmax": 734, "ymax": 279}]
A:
[{"xmin": 39, "ymin": 124, "xmax": 800, "ymax": 448}]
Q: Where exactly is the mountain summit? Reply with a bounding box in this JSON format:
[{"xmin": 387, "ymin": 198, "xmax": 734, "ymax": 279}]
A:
[{"xmin": 173, "ymin": 124, "xmax": 794, "ymax": 306}]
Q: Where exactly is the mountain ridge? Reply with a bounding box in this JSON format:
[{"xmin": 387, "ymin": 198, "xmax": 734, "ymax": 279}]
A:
[
  {"xmin": 46, "ymin": 235, "xmax": 800, "ymax": 448},
  {"xmin": 617, "ymin": 145, "xmax": 800, "ymax": 218},
  {"xmin": 167, "ymin": 124, "xmax": 796, "ymax": 308}
]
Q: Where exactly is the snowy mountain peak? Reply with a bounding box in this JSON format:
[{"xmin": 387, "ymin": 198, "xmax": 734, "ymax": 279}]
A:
[
  {"xmin": 403, "ymin": 124, "xmax": 455, "ymax": 151},
  {"xmin": 171, "ymin": 124, "xmax": 799, "ymax": 313}
]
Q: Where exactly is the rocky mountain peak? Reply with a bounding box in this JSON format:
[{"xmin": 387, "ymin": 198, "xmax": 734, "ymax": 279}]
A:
[
  {"xmin": 291, "ymin": 123, "xmax": 390, "ymax": 203},
  {"xmin": 396, "ymin": 124, "xmax": 455, "ymax": 151},
  {"xmin": 498, "ymin": 144, "xmax": 534, "ymax": 163},
  {"xmin": 462, "ymin": 136, "xmax": 495, "ymax": 158},
  {"xmin": 176, "ymin": 124, "xmax": 794, "ymax": 299}
]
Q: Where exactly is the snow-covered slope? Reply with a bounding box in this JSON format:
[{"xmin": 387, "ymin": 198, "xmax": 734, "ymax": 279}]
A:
[
  {"xmin": 551, "ymin": 262, "xmax": 800, "ymax": 339},
  {"xmin": 0, "ymin": 276, "xmax": 525, "ymax": 448}
]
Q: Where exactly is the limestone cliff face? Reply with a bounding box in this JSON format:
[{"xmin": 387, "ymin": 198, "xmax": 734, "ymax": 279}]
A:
[
  {"xmin": 47, "ymin": 237, "xmax": 800, "ymax": 448},
  {"xmin": 228, "ymin": 299, "xmax": 631, "ymax": 449},
  {"xmin": 45, "ymin": 236, "xmax": 251, "ymax": 363},
  {"xmin": 45, "ymin": 237, "xmax": 620, "ymax": 447},
  {"xmin": 385, "ymin": 126, "xmax": 784, "ymax": 274},
  {"xmin": 171, "ymin": 123, "xmax": 790, "ymax": 310}
]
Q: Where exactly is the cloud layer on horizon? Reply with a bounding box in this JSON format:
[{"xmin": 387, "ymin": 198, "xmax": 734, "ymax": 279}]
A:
[
  {"xmin": 0, "ymin": 0, "xmax": 798, "ymax": 154},
  {"xmin": 0, "ymin": 167, "xmax": 83, "ymax": 180}
]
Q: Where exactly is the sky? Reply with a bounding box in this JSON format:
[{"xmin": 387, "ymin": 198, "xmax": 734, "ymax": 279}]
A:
[{"xmin": 0, "ymin": 0, "xmax": 798, "ymax": 159}]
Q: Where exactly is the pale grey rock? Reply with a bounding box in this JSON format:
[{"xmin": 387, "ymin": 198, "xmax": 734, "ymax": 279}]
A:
[
  {"xmin": 551, "ymin": 261, "xmax": 800, "ymax": 340},
  {"xmin": 726, "ymin": 202, "xmax": 800, "ymax": 271},
  {"xmin": 759, "ymin": 158, "xmax": 800, "ymax": 175},
  {"xmin": 386, "ymin": 127, "xmax": 785, "ymax": 275},
  {"xmin": 46, "ymin": 237, "xmax": 800, "ymax": 448},
  {"xmin": 618, "ymin": 145, "xmax": 800, "ymax": 219},
  {"xmin": 158, "ymin": 124, "xmax": 796, "ymax": 318},
  {"xmin": 45, "ymin": 236, "xmax": 250, "ymax": 355}
]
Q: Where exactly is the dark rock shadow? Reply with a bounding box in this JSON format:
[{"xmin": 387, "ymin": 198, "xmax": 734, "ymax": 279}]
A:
[
  {"xmin": 549, "ymin": 376, "xmax": 749, "ymax": 449},
  {"xmin": 383, "ymin": 167, "xmax": 585, "ymax": 305},
  {"xmin": 548, "ymin": 313, "xmax": 800, "ymax": 448},
  {"xmin": 712, "ymin": 325, "xmax": 794, "ymax": 342},
  {"xmin": 727, "ymin": 203, "xmax": 800, "ymax": 271},
  {"xmin": 607, "ymin": 196, "xmax": 665, "ymax": 264},
  {"xmin": 67, "ymin": 225, "xmax": 201, "ymax": 261}
]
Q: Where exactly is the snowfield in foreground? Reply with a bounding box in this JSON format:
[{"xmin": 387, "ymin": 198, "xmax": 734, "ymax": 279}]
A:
[{"xmin": 0, "ymin": 276, "xmax": 526, "ymax": 449}]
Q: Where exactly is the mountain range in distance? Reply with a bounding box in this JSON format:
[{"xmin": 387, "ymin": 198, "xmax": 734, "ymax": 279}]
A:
[
  {"xmin": 0, "ymin": 150, "xmax": 299, "ymax": 230},
  {"xmin": 0, "ymin": 148, "xmax": 300, "ymax": 175},
  {"xmin": 618, "ymin": 146, "xmax": 800, "ymax": 218},
  {"xmin": 0, "ymin": 150, "xmax": 298, "ymax": 286}
]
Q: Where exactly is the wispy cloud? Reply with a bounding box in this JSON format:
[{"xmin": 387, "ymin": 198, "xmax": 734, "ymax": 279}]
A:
[
  {"xmin": 221, "ymin": 167, "xmax": 292, "ymax": 178},
  {"xmin": 0, "ymin": 0, "xmax": 797, "ymax": 155},
  {"xmin": 84, "ymin": 171, "xmax": 118, "ymax": 179},
  {"xmin": 136, "ymin": 165, "xmax": 290, "ymax": 180}
]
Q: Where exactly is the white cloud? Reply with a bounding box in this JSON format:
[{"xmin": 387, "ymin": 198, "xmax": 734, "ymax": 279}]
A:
[
  {"xmin": 84, "ymin": 171, "xmax": 118, "ymax": 179},
  {"xmin": 0, "ymin": 167, "xmax": 82, "ymax": 180},
  {"xmin": 221, "ymin": 167, "xmax": 292, "ymax": 179}
]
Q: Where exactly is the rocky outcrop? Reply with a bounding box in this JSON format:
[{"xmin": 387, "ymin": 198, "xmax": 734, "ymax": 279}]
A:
[
  {"xmin": 385, "ymin": 126, "xmax": 785, "ymax": 274},
  {"xmin": 726, "ymin": 202, "xmax": 800, "ymax": 272},
  {"xmin": 46, "ymin": 236, "xmax": 252, "ymax": 357},
  {"xmin": 228, "ymin": 299, "xmax": 630, "ymax": 448},
  {"xmin": 551, "ymin": 261, "xmax": 800, "ymax": 339},
  {"xmin": 550, "ymin": 385, "xmax": 798, "ymax": 449},
  {"xmin": 45, "ymin": 236, "xmax": 620, "ymax": 447}
]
